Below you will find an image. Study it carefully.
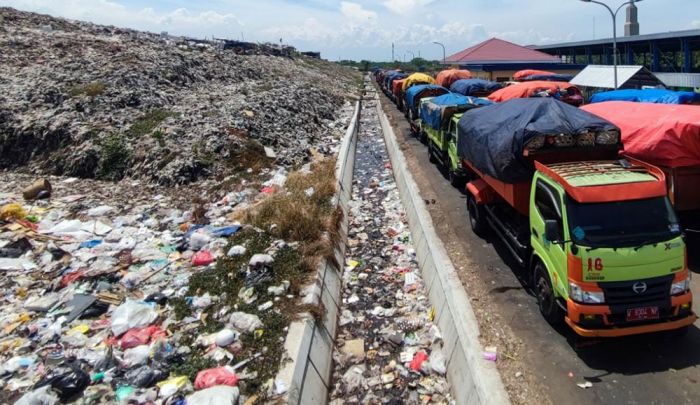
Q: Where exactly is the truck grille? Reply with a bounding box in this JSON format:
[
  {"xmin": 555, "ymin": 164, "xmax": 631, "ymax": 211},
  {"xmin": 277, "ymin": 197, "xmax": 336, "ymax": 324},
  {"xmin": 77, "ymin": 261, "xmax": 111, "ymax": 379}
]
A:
[{"xmin": 598, "ymin": 274, "xmax": 673, "ymax": 306}]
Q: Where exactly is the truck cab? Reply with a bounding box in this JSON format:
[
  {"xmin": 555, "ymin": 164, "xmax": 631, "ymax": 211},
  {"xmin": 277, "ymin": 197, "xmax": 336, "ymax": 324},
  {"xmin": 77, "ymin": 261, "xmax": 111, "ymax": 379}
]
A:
[{"xmin": 528, "ymin": 160, "xmax": 695, "ymax": 336}]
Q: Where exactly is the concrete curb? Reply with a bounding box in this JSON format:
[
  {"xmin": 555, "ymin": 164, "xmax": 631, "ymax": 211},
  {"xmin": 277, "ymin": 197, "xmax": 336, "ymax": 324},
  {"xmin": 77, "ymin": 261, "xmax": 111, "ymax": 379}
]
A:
[
  {"xmin": 275, "ymin": 99, "xmax": 361, "ymax": 404},
  {"xmin": 375, "ymin": 99, "xmax": 511, "ymax": 405}
]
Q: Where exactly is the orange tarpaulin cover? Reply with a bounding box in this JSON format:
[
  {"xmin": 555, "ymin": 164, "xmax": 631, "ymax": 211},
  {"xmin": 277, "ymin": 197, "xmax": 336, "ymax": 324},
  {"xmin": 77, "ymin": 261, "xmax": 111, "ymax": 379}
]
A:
[
  {"xmin": 487, "ymin": 81, "xmax": 576, "ymax": 102},
  {"xmin": 582, "ymin": 101, "xmax": 700, "ymax": 168},
  {"xmin": 513, "ymin": 69, "xmax": 556, "ymax": 81},
  {"xmin": 435, "ymin": 69, "xmax": 473, "ymax": 88}
]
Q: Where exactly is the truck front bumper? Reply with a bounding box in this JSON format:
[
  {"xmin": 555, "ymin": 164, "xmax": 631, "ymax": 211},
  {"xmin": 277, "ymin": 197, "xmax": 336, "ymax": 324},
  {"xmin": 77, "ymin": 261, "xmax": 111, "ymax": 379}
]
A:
[
  {"xmin": 565, "ymin": 313, "xmax": 697, "ymax": 337},
  {"xmin": 565, "ymin": 293, "xmax": 696, "ymax": 337}
]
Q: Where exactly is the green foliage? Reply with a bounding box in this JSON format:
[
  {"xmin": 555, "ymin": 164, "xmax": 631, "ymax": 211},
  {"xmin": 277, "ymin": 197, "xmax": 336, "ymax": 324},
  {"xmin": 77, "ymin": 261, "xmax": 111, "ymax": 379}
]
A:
[
  {"xmin": 128, "ymin": 108, "xmax": 177, "ymax": 137},
  {"xmin": 338, "ymin": 57, "xmax": 444, "ymax": 73},
  {"xmin": 170, "ymin": 349, "xmax": 217, "ymax": 382},
  {"xmin": 151, "ymin": 130, "xmax": 166, "ymax": 147},
  {"xmin": 97, "ymin": 133, "xmax": 129, "ymax": 180}
]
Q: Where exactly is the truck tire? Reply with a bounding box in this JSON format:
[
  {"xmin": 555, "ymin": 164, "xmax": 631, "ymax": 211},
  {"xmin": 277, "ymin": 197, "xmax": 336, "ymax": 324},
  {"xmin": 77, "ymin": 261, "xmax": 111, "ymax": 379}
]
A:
[
  {"xmin": 449, "ymin": 170, "xmax": 465, "ymax": 189},
  {"xmin": 467, "ymin": 194, "xmax": 488, "ymax": 236},
  {"xmin": 534, "ymin": 262, "xmax": 563, "ymax": 326},
  {"xmin": 428, "ymin": 144, "xmax": 437, "ymax": 163}
]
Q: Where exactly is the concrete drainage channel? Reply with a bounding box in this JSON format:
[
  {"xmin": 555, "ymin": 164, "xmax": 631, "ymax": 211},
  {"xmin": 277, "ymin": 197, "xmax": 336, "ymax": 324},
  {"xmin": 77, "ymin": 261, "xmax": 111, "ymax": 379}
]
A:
[
  {"xmin": 277, "ymin": 77, "xmax": 509, "ymax": 404},
  {"xmin": 374, "ymin": 91, "xmax": 510, "ymax": 404}
]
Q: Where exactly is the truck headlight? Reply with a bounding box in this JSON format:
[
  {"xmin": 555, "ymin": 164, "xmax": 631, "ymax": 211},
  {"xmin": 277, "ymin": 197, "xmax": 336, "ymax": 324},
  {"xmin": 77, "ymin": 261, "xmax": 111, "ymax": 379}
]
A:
[
  {"xmin": 547, "ymin": 133, "xmax": 575, "ymax": 147},
  {"xmin": 595, "ymin": 130, "xmax": 620, "ymax": 145},
  {"xmin": 570, "ymin": 282, "xmax": 605, "ymax": 304},
  {"xmin": 577, "ymin": 132, "xmax": 595, "ymax": 147},
  {"xmin": 670, "ymin": 277, "xmax": 690, "ymax": 296},
  {"xmin": 526, "ymin": 135, "xmax": 545, "ymax": 150}
]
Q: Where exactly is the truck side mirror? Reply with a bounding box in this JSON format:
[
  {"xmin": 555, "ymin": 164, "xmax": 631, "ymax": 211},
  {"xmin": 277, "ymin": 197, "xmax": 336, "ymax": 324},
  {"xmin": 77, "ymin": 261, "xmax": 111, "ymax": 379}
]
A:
[{"xmin": 544, "ymin": 220, "xmax": 562, "ymax": 243}]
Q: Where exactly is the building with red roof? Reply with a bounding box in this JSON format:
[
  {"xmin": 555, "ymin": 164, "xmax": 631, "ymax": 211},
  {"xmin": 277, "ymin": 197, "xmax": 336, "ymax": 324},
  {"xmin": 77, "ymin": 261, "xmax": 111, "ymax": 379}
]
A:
[{"xmin": 444, "ymin": 38, "xmax": 583, "ymax": 82}]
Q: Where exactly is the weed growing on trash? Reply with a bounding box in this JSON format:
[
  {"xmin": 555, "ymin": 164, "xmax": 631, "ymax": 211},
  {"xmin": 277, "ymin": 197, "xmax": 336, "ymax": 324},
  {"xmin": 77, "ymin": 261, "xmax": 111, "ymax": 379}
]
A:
[
  {"xmin": 128, "ymin": 108, "xmax": 178, "ymax": 137},
  {"xmin": 97, "ymin": 133, "xmax": 130, "ymax": 180}
]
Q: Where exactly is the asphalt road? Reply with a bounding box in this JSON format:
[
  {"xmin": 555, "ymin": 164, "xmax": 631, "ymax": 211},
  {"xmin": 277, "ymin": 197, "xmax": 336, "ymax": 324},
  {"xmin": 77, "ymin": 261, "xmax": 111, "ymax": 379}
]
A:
[{"xmin": 377, "ymin": 90, "xmax": 700, "ymax": 405}]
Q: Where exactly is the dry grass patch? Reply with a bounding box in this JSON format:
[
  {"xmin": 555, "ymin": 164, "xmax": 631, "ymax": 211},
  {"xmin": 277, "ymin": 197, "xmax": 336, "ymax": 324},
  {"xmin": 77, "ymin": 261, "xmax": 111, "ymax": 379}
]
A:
[{"xmin": 247, "ymin": 158, "xmax": 337, "ymax": 245}]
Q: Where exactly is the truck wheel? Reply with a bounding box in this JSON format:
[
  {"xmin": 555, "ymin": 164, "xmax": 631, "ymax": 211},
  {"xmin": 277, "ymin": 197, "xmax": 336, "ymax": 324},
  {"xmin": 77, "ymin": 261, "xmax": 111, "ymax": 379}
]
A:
[
  {"xmin": 467, "ymin": 194, "xmax": 487, "ymax": 236},
  {"xmin": 420, "ymin": 130, "xmax": 427, "ymax": 144},
  {"xmin": 534, "ymin": 262, "xmax": 563, "ymax": 326},
  {"xmin": 449, "ymin": 170, "xmax": 465, "ymax": 189}
]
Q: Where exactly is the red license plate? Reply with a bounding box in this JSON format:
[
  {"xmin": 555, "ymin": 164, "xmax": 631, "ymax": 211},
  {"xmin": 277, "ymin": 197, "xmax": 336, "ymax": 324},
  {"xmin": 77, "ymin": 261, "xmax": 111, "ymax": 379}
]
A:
[{"xmin": 626, "ymin": 307, "xmax": 659, "ymax": 322}]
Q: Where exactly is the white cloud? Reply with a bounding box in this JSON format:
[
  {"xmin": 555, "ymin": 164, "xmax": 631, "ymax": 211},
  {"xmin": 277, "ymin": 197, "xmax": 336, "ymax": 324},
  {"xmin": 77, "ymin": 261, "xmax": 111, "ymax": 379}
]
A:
[
  {"xmin": 340, "ymin": 2, "xmax": 377, "ymax": 22},
  {"xmin": 2, "ymin": 0, "xmax": 242, "ymax": 36},
  {"xmin": 382, "ymin": 0, "xmax": 435, "ymax": 15}
]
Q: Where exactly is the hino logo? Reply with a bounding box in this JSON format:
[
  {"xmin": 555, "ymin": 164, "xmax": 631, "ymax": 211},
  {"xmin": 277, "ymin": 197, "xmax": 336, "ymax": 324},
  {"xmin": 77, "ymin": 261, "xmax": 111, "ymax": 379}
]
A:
[{"xmin": 632, "ymin": 282, "xmax": 648, "ymax": 294}]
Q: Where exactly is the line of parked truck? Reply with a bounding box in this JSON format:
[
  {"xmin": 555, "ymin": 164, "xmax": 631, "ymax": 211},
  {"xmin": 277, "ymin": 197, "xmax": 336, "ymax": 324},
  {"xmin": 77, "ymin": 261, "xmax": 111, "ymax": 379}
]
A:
[{"xmin": 373, "ymin": 67, "xmax": 700, "ymax": 338}]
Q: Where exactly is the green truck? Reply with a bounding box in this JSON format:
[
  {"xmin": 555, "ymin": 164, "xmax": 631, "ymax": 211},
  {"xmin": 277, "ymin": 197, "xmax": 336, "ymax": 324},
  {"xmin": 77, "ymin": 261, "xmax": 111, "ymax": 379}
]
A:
[
  {"xmin": 418, "ymin": 94, "xmax": 491, "ymax": 187},
  {"xmin": 457, "ymin": 99, "xmax": 695, "ymax": 337}
]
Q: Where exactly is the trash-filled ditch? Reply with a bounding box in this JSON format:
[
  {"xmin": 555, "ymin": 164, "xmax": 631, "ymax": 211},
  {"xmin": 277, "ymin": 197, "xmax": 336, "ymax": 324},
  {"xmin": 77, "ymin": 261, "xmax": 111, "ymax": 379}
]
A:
[{"xmin": 329, "ymin": 94, "xmax": 452, "ymax": 404}]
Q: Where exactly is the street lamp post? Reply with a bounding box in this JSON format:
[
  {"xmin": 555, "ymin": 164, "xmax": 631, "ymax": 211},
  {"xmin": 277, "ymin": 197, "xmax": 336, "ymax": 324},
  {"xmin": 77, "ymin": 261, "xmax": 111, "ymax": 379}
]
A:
[
  {"xmin": 580, "ymin": 0, "xmax": 643, "ymax": 89},
  {"xmin": 432, "ymin": 41, "xmax": 446, "ymax": 64}
]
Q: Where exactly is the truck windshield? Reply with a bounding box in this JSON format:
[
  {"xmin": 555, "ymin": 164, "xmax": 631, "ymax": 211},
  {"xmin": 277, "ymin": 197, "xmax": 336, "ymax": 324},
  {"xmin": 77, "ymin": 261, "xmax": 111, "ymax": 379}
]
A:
[{"xmin": 566, "ymin": 197, "xmax": 681, "ymax": 248}]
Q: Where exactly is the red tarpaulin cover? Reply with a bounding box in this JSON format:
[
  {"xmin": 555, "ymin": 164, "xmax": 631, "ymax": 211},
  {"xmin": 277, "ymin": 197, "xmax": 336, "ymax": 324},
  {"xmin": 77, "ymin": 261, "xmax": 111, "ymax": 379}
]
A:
[
  {"xmin": 513, "ymin": 69, "xmax": 555, "ymax": 81},
  {"xmin": 582, "ymin": 101, "xmax": 700, "ymax": 168},
  {"xmin": 392, "ymin": 79, "xmax": 406, "ymax": 98},
  {"xmin": 487, "ymin": 81, "xmax": 577, "ymax": 102},
  {"xmin": 435, "ymin": 69, "xmax": 473, "ymax": 88}
]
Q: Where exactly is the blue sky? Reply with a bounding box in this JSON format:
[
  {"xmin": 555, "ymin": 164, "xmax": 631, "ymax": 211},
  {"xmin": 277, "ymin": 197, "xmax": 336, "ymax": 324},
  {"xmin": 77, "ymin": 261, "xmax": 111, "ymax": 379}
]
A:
[{"xmin": 2, "ymin": 0, "xmax": 698, "ymax": 60}]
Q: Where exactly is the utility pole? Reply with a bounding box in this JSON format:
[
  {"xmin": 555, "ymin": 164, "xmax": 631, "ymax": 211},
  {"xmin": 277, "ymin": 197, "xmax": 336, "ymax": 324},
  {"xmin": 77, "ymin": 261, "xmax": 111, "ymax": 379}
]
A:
[
  {"xmin": 432, "ymin": 41, "xmax": 446, "ymax": 64},
  {"xmin": 580, "ymin": 0, "xmax": 643, "ymax": 89},
  {"xmin": 392, "ymin": 43, "xmax": 395, "ymax": 62}
]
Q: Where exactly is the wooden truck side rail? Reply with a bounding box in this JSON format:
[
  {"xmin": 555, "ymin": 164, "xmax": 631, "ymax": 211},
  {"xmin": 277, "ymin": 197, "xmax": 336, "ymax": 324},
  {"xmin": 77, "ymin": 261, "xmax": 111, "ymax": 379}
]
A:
[{"xmin": 461, "ymin": 158, "xmax": 531, "ymax": 215}]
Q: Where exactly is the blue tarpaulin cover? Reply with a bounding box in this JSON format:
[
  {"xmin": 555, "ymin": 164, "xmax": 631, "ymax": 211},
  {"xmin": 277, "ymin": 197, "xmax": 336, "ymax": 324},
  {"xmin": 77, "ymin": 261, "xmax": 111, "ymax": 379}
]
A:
[
  {"xmin": 385, "ymin": 72, "xmax": 407, "ymax": 89},
  {"xmin": 449, "ymin": 79, "xmax": 502, "ymax": 96},
  {"xmin": 405, "ymin": 84, "xmax": 449, "ymax": 116},
  {"xmin": 589, "ymin": 89, "xmax": 700, "ymax": 105},
  {"xmin": 520, "ymin": 74, "xmax": 574, "ymax": 82},
  {"xmin": 457, "ymin": 98, "xmax": 618, "ymax": 183},
  {"xmin": 420, "ymin": 94, "xmax": 491, "ymax": 130}
]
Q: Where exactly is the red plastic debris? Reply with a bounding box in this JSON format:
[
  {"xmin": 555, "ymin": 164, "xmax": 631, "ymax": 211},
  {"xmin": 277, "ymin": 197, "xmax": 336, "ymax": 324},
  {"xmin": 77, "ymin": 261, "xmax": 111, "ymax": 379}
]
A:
[
  {"xmin": 60, "ymin": 270, "xmax": 86, "ymax": 288},
  {"xmin": 260, "ymin": 186, "xmax": 275, "ymax": 194},
  {"xmin": 192, "ymin": 250, "xmax": 214, "ymax": 266},
  {"xmin": 118, "ymin": 326, "xmax": 167, "ymax": 349},
  {"xmin": 194, "ymin": 367, "xmax": 239, "ymax": 390},
  {"xmin": 410, "ymin": 351, "xmax": 429, "ymax": 371}
]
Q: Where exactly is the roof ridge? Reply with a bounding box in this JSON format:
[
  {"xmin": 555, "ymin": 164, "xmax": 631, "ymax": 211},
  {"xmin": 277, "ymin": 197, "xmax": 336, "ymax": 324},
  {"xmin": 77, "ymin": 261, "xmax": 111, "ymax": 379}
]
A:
[{"xmin": 462, "ymin": 37, "xmax": 497, "ymax": 56}]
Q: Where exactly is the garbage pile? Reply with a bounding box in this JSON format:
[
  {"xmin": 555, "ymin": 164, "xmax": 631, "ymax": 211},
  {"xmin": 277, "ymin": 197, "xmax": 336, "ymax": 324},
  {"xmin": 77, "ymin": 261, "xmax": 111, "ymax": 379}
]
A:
[
  {"xmin": 0, "ymin": 7, "xmax": 359, "ymax": 185},
  {"xmin": 0, "ymin": 117, "xmax": 348, "ymax": 404},
  {"xmin": 330, "ymin": 99, "xmax": 452, "ymax": 403}
]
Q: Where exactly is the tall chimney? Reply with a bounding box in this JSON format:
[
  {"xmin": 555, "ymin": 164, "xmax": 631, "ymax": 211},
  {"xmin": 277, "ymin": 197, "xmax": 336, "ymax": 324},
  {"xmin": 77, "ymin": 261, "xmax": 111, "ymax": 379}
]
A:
[{"xmin": 625, "ymin": 3, "xmax": 639, "ymax": 36}]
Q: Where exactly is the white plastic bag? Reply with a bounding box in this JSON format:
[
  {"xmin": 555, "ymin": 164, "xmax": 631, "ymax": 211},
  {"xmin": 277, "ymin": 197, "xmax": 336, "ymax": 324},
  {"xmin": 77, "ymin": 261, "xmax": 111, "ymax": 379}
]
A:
[
  {"xmin": 429, "ymin": 347, "xmax": 447, "ymax": 375},
  {"xmin": 228, "ymin": 312, "xmax": 262, "ymax": 333},
  {"xmin": 189, "ymin": 232, "xmax": 211, "ymax": 251},
  {"xmin": 110, "ymin": 300, "xmax": 158, "ymax": 336},
  {"xmin": 15, "ymin": 385, "xmax": 59, "ymax": 405},
  {"xmin": 123, "ymin": 345, "xmax": 150, "ymax": 367},
  {"xmin": 186, "ymin": 385, "xmax": 239, "ymax": 405}
]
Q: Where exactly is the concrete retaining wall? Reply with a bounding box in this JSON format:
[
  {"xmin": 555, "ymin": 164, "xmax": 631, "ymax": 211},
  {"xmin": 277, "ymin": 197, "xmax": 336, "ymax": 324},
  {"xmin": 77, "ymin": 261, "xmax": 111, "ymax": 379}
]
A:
[
  {"xmin": 275, "ymin": 99, "xmax": 361, "ymax": 404},
  {"xmin": 375, "ymin": 100, "xmax": 510, "ymax": 405}
]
